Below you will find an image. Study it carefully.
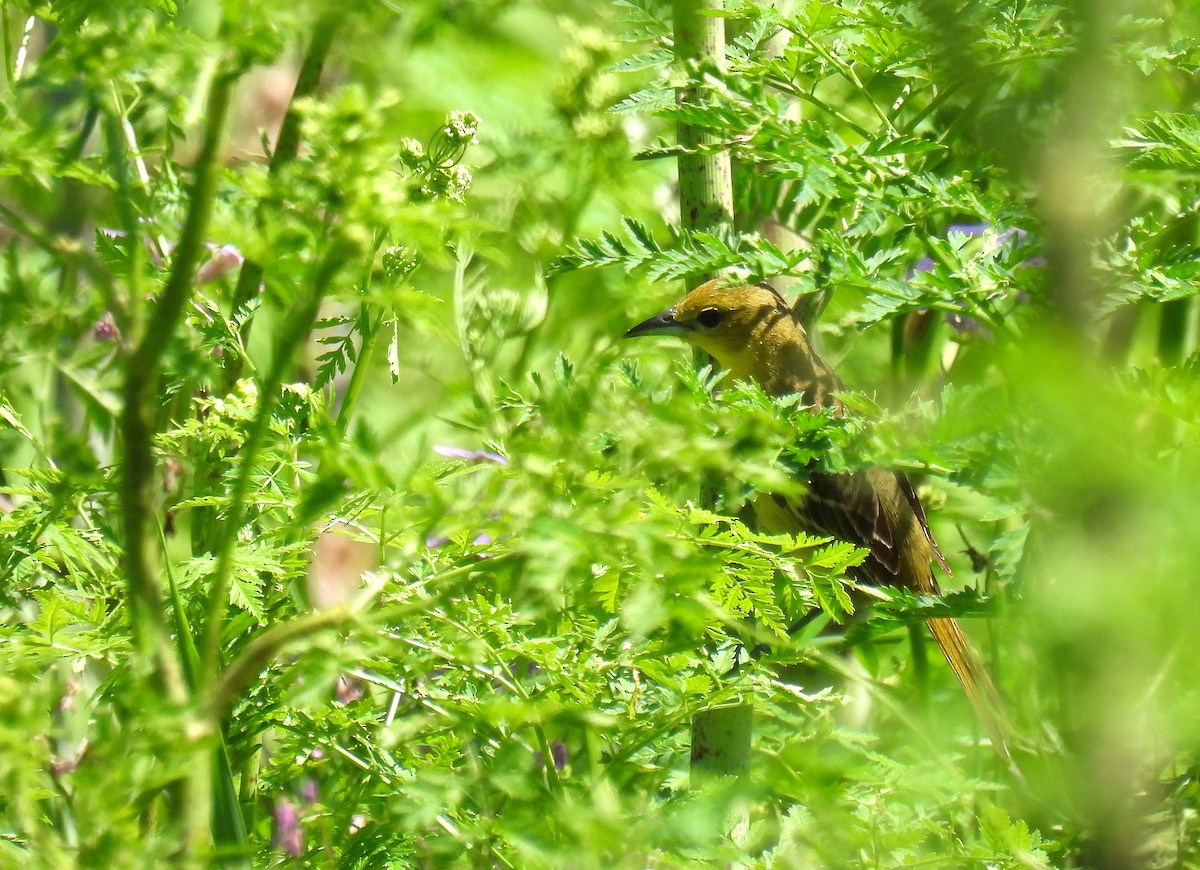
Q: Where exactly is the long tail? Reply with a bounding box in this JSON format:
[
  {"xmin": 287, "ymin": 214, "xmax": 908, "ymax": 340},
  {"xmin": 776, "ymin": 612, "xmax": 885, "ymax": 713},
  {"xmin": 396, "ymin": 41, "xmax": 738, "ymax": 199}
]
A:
[{"xmin": 926, "ymin": 617, "xmax": 1015, "ymax": 766}]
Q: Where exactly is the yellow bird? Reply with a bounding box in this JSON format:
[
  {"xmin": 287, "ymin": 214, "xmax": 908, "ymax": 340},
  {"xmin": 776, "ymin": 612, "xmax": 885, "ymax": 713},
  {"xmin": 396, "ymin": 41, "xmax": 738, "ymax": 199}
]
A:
[{"xmin": 625, "ymin": 279, "xmax": 1011, "ymax": 761}]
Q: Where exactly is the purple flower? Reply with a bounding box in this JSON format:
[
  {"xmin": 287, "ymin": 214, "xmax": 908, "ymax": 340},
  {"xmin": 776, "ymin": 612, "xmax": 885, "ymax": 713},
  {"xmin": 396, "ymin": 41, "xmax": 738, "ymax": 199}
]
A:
[
  {"xmin": 908, "ymin": 222, "xmax": 1037, "ymax": 337},
  {"xmin": 427, "ymin": 445, "xmax": 506, "ymax": 553},
  {"xmin": 534, "ymin": 740, "xmax": 569, "ymax": 771},
  {"xmin": 425, "ymin": 530, "xmax": 496, "ymax": 557},
  {"xmin": 301, "ymin": 779, "xmax": 319, "ymax": 805},
  {"xmin": 910, "ymin": 255, "xmax": 935, "ymax": 275},
  {"xmin": 272, "ymin": 798, "xmax": 303, "ymax": 857},
  {"xmin": 433, "ymin": 444, "xmax": 508, "ymax": 465},
  {"xmin": 93, "ymin": 313, "xmax": 120, "ymax": 342},
  {"xmin": 909, "ymin": 223, "xmax": 992, "ymax": 277},
  {"xmin": 947, "ymin": 222, "xmax": 992, "ymax": 237},
  {"xmin": 97, "ymin": 229, "xmax": 246, "ymax": 283},
  {"xmin": 551, "ymin": 740, "xmax": 568, "ymax": 771}
]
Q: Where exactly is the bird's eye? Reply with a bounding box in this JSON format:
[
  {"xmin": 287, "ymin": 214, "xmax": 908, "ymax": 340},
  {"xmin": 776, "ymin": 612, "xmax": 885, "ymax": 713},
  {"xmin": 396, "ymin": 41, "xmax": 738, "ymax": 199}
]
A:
[{"xmin": 697, "ymin": 308, "xmax": 723, "ymax": 328}]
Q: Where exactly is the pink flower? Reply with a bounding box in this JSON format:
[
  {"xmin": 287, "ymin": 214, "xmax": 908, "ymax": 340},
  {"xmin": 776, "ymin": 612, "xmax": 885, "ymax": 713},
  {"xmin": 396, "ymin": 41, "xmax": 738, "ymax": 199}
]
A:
[
  {"xmin": 93, "ymin": 313, "xmax": 119, "ymax": 342},
  {"xmin": 433, "ymin": 444, "xmax": 507, "ymax": 465},
  {"xmin": 196, "ymin": 244, "xmax": 244, "ymax": 283}
]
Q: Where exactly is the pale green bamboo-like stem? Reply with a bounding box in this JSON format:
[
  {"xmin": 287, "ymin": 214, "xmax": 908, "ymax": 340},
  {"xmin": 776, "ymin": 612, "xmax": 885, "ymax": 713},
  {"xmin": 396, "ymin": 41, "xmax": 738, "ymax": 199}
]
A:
[
  {"xmin": 674, "ymin": 0, "xmax": 734, "ymax": 271},
  {"xmin": 673, "ymin": 0, "xmax": 753, "ymax": 784}
]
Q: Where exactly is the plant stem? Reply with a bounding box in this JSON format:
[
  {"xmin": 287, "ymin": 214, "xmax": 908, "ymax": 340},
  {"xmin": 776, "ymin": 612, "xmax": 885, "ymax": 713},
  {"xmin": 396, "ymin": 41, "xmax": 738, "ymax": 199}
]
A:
[
  {"xmin": 674, "ymin": 0, "xmax": 734, "ymax": 281},
  {"xmin": 1158, "ymin": 298, "xmax": 1192, "ymax": 366},
  {"xmin": 335, "ymin": 234, "xmax": 389, "ymax": 438},
  {"xmin": 103, "ymin": 98, "xmax": 143, "ymax": 336},
  {"xmin": 113, "ymin": 57, "xmax": 237, "ymax": 862},
  {"xmin": 200, "ymin": 246, "xmax": 349, "ymax": 682},
  {"xmin": 335, "ymin": 305, "xmax": 383, "ymax": 437},
  {"xmin": 673, "ymin": 0, "xmax": 754, "ymax": 785},
  {"xmin": 690, "ymin": 702, "xmax": 753, "ymax": 779},
  {"xmin": 119, "ymin": 67, "xmax": 234, "ymax": 702},
  {"xmin": 205, "ymin": 606, "xmax": 353, "ymax": 721}
]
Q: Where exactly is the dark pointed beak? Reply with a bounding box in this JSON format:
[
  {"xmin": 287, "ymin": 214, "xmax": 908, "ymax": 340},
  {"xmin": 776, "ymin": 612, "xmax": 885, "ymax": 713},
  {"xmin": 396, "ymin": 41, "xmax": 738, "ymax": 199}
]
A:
[{"xmin": 623, "ymin": 307, "xmax": 687, "ymax": 339}]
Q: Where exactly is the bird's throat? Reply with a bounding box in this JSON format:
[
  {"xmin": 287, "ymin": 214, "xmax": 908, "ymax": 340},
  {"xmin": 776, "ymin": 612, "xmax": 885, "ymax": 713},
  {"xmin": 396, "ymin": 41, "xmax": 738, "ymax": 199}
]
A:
[{"xmin": 723, "ymin": 318, "xmax": 838, "ymax": 405}]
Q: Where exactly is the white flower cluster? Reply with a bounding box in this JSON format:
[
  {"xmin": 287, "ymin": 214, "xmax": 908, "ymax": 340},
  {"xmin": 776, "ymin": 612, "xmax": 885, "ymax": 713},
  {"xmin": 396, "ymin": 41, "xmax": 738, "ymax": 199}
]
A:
[
  {"xmin": 397, "ymin": 137, "xmax": 425, "ymax": 169},
  {"xmin": 422, "ymin": 164, "xmax": 473, "ymax": 202},
  {"xmin": 442, "ymin": 110, "xmax": 481, "ymax": 146}
]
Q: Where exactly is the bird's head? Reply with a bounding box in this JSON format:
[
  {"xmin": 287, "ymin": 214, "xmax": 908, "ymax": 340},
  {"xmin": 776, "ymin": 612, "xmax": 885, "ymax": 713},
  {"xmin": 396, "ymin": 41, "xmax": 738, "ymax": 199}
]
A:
[{"xmin": 623, "ymin": 280, "xmax": 797, "ymax": 380}]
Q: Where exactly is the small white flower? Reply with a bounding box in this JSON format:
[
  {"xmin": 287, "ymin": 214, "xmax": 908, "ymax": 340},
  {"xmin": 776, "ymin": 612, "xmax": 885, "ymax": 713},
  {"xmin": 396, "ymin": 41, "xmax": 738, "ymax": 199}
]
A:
[
  {"xmin": 397, "ymin": 137, "xmax": 425, "ymax": 168},
  {"xmin": 442, "ymin": 110, "xmax": 481, "ymax": 146}
]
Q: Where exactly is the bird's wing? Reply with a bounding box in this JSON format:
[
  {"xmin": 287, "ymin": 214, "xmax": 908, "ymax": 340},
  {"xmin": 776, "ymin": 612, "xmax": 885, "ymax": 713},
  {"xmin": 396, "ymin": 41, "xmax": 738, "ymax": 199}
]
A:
[
  {"xmin": 895, "ymin": 471, "xmax": 952, "ymax": 577},
  {"xmin": 768, "ymin": 469, "xmax": 948, "ymax": 594},
  {"xmin": 779, "ymin": 470, "xmax": 905, "ymax": 587}
]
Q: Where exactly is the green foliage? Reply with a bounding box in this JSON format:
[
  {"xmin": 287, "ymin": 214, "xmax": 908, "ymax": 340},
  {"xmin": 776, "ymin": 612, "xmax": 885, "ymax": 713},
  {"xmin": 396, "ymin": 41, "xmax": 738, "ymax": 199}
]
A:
[
  {"xmin": 554, "ymin": 216, "xmax": 810, "ymax": 283},
  {"xmin": 3, "ymin": 0, "xmax": 1200, "ymax": 867}
]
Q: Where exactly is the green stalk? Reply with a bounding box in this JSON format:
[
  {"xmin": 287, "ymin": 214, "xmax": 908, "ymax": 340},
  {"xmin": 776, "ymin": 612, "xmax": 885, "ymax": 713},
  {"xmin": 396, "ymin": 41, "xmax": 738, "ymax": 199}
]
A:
[
  {"xmin": 674, "ymin": 0, "xmax": 733, "ymax": 277},
  {"xmin": 2, "ymin": 6, "xmax": 12, "ymax": 86},
  {"xmin": 673, "ymin": 0, "xmax": 753, "ymax": 784},
  {"xmin": 204, "ymin": 607, "xmax": 353, "ymax": 722},
  {"xmin": 201, "ymin": 246, "xmax": 349, "ymax": 682},
  {"xmin": 161, "ymin": 523, "xmax": 247, "ymax": 862},
  {"xmin": 690, "ymin": 702, "xmax": 753, "ymax": 781},
  {"xmin": 103, "ymin": 97, "xmax": 142, "ymax": 336},
  {"xmin": 335, "ymin": 304, "xmax": 383, "ymax": 437},
  {"xmin": 114, "ymin": 59, "xmax": 237, "ymax": 860},
  {"xmin": 1158, "ymin": 298, "xmax": 1192, "ymax": 367},
  {"xmin": 335, "ymin": 234, "xmax": 390, "ymax": 438},
  {"xmin": 119, "ymin": 67, "xmax": 234, "ymax": 700}
]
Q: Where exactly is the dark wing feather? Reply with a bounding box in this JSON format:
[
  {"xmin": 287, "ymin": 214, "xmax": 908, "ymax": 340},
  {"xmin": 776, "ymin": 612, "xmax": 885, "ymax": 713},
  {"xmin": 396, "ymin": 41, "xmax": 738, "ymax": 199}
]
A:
[
  {"xmin": 796, "ymin": 471, "xmax": 904, "ymax": 586},
  {"xmin": 896, "ymin": 471, "xmax": 951, "ymax": 577}
]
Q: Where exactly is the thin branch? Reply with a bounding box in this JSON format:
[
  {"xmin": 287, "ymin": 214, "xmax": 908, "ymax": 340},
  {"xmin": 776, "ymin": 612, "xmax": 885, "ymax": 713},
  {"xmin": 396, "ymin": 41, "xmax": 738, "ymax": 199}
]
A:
[
  {"xmin": 204, "ymin": 607, "xmax": 353, "ymax": 721},
  {"xmin": 118, "ymin": 65, "xmax": 236, "ymax": 702},
  {"xmin": 804, "ymin": 35, "xmax": 898, "ymax": 136},
  {"xmin": 103, "ymin": 103, "xmax": 143, "ymax": 335},
  {"xmin": 201, "ymin": 245, "xmax": 350, "ymax": 681},
  {"xmin": 335, "ymin": 233, "xmax": 389, "ymax": 437},
  {"xmin": 764, "ymin": 74, "xmax": 872, "ymax": 140}
]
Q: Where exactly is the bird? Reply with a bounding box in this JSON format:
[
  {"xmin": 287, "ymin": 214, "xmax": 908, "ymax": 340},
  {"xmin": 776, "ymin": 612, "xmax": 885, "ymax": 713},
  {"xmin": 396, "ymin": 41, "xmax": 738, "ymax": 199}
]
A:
[{"xmin": 624, "ymin": 278, "xmax": 1012, "ymax": 762}]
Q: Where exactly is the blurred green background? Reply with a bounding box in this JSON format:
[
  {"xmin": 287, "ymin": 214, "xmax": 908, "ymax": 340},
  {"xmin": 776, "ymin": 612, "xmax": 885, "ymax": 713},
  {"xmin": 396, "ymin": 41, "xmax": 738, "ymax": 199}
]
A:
[{"xmin": 2, "ymin": 0, "xmax": 1200, "ymax": 866}]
